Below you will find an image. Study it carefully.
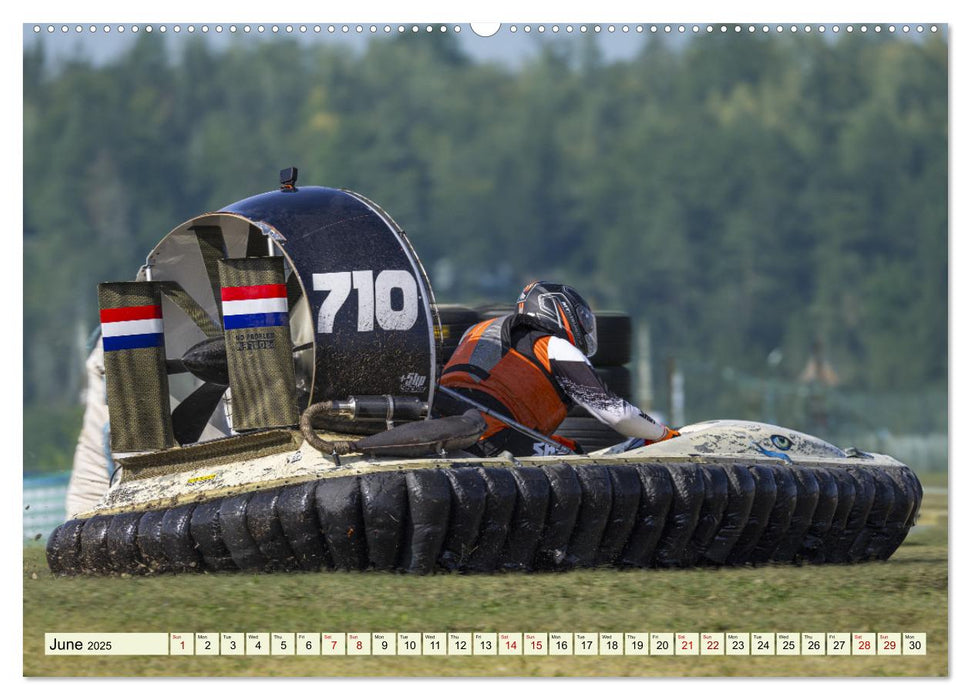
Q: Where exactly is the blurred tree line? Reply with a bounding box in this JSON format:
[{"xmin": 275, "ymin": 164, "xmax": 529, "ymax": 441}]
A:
[{"xmin": 23, "ymin": 29, "xmax": 947, "ymax": 469}]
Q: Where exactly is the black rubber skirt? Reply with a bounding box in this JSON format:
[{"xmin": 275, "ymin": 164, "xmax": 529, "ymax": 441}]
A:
[{"xmin": 46, "ymin": 461, "xmax": 922, "ymax": 576}]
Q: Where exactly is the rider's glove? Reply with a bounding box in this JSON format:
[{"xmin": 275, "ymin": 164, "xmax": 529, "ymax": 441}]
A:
[
  {"xmin": 550, "ymin": 434, "xmax": 581, "ymax": 453},
  {"xmin": 657, "ymin": 426, "xmax": 680, "ymax": 442}
]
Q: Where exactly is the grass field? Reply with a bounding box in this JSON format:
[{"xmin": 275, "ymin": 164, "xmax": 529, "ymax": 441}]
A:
[{"xmin": 22, "ymin": 487, "xmax": 947, "ymax": 677}]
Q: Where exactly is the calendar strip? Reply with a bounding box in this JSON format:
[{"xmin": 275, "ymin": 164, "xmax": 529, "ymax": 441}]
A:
[{"xmin": 45, "ymin": 632, "xmax": 927, "ymax": 656}]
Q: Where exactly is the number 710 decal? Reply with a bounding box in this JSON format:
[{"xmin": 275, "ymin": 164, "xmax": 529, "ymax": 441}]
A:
[{"xmin": 313, "ymin": 270, "xmax": 419, "ymax": 333}]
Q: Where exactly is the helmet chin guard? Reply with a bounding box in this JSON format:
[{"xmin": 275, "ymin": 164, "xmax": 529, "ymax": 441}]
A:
[{"xmin": 515, "ymin": 281, "xmax": 598, "ymax": 357}]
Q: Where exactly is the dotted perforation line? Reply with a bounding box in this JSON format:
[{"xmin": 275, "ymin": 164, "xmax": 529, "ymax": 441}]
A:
[
  {"xmin": 500, "ymin": 23, "xmax": 939, "ymax": 35},
  {"xmin": 32, "ymin": 23, "xmax": 940, "ymax": 35},
  {"xmin": 31, "ymin": 24, "xmax": 462, "ymax": 35}
]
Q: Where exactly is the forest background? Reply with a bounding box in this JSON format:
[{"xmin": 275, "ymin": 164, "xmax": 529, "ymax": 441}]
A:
[{"xmin": 22, "ymin": 26, "xmax": 948, "ymax": 471}]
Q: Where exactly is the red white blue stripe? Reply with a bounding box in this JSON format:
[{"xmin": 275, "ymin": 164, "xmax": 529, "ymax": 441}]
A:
[
  {"xmin": 221, "ymin": 283, "xmax": 289, "ymax": 330},
  {"xmin": 101, "ymin": 305, "xmax": 165, "ymax": 352}
]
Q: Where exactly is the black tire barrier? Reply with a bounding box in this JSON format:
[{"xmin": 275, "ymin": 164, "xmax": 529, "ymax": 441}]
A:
[
  {"xmin": 564, "ymin": 367, "xmax": 634, "ymax": 412},
  {"xmin": 477, "ymin": 306, "xmax": 633, "ymax": 369},
  {"xmin": 586, "ymin": 312, "xmax": 632, "ymax": 367},
  {"xmin": 435, "ymin": 304, "xmax": 482, "ymax": 327},
  {"xmin": 47, "ymin": 461, "xmax": 923, "ymax": 576},
  {"xmin": 586, "ymin": 366, "xmax": 634, "ymax": 403},
  {"xmin": 434, "ymin": 304, "xmax": 482, "ymax": 365},
  {"xmin": 475, "ymin": 304, "xmax": 514, "ymax": 320}
]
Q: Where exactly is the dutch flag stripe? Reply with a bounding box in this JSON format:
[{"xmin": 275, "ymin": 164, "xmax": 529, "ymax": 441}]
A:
[
  {"xmin": 101, "ymin": 304, "xmax": 165, "ymax": 352},
  {"xmin": 101, "ymin": 318, "xmax": 165, "ymax": 338},
  {"xmin": 99, "ymin": 304, "xmax": 163, "ymax": 324},
  {"xmin": 221, "ymin": 297, "xmax": 289, "ymax": 317},
  {"xmin": 223, "ymin": 312, "xmax": 289, "ymax": 330},
  {"xmin": 100, "ymin": 304, "xmax": 165, "ymax": 352},
  {"xmin": 103, "ymin": 333, "xmax": 165, "ymax": 352},
  {"xmin": 221, "ymin": 283, "xmax": 289, "ymax": 330},
  {"xmin": 221, "ymin": 283, "xmax": 288, "ymax": 302}
]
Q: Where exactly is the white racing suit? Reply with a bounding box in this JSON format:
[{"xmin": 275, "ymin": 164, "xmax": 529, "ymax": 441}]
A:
[{"xmin": 66, "ymin": 344, "xmax": 112, "ymax": 517}]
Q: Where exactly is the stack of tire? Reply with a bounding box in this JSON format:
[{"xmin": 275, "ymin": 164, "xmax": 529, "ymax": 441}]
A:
[
  {"xmin": 475, "ymin": 306, "xmax": 635, "ymax": 453},
  {"xmin": 432, "ymin": 303, "xmax": 483, "ymax": 373},
  {"xmin": 556, "ymin": 311, "xmax": 635, "ymax": 452}
]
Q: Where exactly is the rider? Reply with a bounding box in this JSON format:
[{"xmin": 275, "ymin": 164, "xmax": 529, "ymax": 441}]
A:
[{"xmin": 437, "ymin": 281, "xmax": 679, "ymax": 456}]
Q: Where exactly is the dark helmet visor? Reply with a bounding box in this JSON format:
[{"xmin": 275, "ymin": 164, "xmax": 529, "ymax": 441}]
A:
[{"xmin": 576, "ymin": 302, "xmax": 597, "ymax": 358}]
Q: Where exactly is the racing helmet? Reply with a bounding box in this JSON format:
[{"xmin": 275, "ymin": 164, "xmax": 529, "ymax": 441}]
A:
[{"xmin": 515, "ymin": 281, "xmax": 598, "ymax": 357}]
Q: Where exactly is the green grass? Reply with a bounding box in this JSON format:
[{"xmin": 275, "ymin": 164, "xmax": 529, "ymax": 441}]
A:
[
  {"xmin": 23, "ymin": 491, "xmax": 947, "ymax": 677},
  {"xmin": 916, "ymin": 470, "xmax": 948, "ymax": 489}
]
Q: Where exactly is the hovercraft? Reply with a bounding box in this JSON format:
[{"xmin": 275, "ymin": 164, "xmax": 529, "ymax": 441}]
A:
[{"xmin": 46, "ymin": 171, "xmax": 922, "ymax": 575}]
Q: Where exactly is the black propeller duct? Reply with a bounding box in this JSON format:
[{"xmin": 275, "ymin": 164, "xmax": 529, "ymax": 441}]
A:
[{"xmin": 98, "ymin": 178, "xmax": 438, "ymax": 454}]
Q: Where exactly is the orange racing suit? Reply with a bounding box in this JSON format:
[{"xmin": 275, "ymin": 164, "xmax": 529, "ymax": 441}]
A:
[{"xmin": 439, "ymin": 315, "xmax": 675, "ymax": 456}]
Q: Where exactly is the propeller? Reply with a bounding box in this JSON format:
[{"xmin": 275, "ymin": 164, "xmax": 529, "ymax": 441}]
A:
[
  {"xmin": 168, "ymin": 336, "xmax": 229, "ymax": 444},
  {"xmin": 100, "ymin": 223, "xmax": 306, "ymax": 451},
  {"xmin": 163, "ymin": 226, "xmax": 301, "ymax": 442},
  {"xmin": 171, "ymin": 381, "xmax": 230, "ymax": 445},
  {"xmin": 168, "ymin": 334, "xmax": 313, "ymax": 444}
]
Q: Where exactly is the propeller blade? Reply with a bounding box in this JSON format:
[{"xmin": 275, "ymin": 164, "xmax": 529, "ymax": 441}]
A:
[
  {"xmin": 165, "ymin": 359, "xmax": 188, "ymax": 375},
  {"xmin": 157, "ymin": 281, "xmax": 222, "ymax": 339},
  {"xmin": 286, "ymin": 271, "xmax": 303, "ymax": 309},
  {"xmin": 171, "ymin": 382, "xmax": 228, "ymax": 445},
  {"xmin": 189, "ymin": 225, "xmax": 229, "ymax": 325},
  {"xmin": 245, "ymin": 224, "xmax": 270, "ymax": 258},
  {"xmin": 181, "ymin": 336, "xmax": 229, "ymax": 386}
]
